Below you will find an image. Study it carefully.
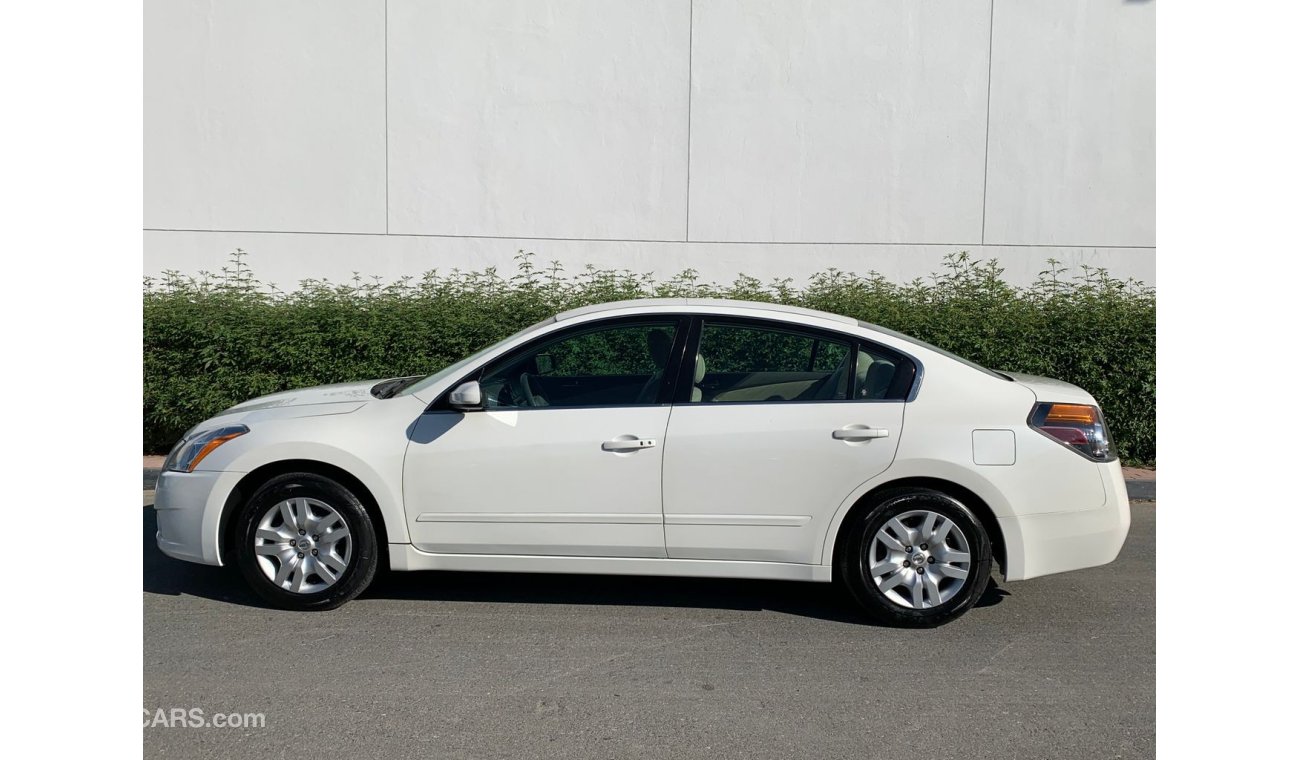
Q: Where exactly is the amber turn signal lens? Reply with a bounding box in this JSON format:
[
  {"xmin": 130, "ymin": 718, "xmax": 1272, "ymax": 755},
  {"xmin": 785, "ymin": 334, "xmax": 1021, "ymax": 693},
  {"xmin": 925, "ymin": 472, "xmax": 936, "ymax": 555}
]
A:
[{"xmin": 1043, "ymin": 403, "xmax": 1097, "ymax": 425}]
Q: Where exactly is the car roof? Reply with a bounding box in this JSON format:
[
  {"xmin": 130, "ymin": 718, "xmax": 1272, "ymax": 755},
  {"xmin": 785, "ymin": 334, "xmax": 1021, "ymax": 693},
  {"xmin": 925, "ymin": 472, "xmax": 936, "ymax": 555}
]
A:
[
  {"xmin": 552, "ymin": 298, "xmax": 859, "ymax": 327},
  {"xmin": 552, "ymin": 298, "xmax": 1011, "ymax": 382}
]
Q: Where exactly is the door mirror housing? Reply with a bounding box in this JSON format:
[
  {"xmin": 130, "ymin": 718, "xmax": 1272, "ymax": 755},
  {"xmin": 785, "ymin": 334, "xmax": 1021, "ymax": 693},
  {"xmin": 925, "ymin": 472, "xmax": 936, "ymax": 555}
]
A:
[{"xmin": 448, "ymin": 381, "xmax": 484, "ymax": 411}]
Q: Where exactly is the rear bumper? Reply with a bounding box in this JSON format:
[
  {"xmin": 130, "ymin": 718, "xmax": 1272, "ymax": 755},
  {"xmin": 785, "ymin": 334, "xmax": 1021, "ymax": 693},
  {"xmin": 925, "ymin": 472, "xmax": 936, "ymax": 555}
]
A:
[
  {"xmin": 999, "ymin": 460, "xmax": 1131, "ymax": 581},
  {"xmin": 154, "ymin": 469, "xmax": 239, "ymax": 566}
]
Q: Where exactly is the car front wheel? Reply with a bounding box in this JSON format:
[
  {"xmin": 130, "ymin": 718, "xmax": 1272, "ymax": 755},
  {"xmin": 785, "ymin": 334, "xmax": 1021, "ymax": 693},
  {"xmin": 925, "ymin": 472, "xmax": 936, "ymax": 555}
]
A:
[
  {"xmin": 838, "ymin": 487, "xmax": 993, "ymax": 627},
  {"xmin": 234, "ymin": 472, "xmax": 379, "ymax": 610}
]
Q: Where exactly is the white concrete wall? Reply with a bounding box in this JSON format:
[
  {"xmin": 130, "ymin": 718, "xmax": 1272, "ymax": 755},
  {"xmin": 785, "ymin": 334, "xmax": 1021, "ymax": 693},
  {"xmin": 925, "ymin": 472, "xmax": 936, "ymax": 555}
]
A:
[{"xmin": 144, "ymin": 0, "xmax": 1155, "ymax": 290}]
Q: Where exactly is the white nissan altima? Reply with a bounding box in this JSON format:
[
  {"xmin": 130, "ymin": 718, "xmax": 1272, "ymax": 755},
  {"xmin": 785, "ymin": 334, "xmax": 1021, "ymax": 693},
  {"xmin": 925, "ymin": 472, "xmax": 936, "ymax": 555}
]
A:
[{"xmin": 155, "ymin": 299, "xmax": 1130, "ymax": 626}]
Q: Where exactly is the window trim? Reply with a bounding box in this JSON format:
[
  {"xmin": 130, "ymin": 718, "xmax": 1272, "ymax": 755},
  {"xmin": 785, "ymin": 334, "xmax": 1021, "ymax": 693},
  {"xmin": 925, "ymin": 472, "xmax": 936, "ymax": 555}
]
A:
[
  {"xmin": 671, "ymin": 315, "xmax": 921, "ymax": 406},
  {"xmin": 428, "ymin": 314, "xmax": 692, "ymax": 412}
]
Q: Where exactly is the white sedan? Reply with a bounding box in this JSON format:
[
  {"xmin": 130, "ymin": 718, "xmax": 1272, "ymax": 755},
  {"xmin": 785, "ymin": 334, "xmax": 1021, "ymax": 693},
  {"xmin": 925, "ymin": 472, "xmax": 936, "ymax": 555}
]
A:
[{"xmin": 155, "ymin": 299, "xmax": 1130, "ymax": 626}]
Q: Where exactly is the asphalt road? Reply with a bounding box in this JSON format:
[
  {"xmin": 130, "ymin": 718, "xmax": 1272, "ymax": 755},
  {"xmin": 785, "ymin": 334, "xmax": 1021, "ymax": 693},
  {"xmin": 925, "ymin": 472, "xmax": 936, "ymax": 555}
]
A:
[{"xmin": 144, "ymin": 503, "xmax": 1155, "ymax": 759}]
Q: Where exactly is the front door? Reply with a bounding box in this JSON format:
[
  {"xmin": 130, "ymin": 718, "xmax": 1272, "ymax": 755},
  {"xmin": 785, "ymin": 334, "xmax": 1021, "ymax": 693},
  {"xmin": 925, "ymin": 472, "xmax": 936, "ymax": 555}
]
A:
[{"xmin": 403, "ymin": 317, "xmax": 687, "ymax": 558}]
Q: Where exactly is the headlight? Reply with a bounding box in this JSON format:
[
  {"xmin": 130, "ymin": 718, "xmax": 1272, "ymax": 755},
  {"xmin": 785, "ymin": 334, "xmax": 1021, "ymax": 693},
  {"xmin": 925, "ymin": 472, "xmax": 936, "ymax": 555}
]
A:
[{"xmin": 163, "ymin": 425, "xmax": 249, "ymax": 472}]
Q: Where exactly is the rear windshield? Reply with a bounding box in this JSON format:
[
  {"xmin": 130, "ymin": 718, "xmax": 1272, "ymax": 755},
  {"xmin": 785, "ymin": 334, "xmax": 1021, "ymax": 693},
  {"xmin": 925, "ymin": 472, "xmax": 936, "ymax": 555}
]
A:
[{"xmin": 859, "ymin": 321, "xmax": 1011, "ymax": 381}]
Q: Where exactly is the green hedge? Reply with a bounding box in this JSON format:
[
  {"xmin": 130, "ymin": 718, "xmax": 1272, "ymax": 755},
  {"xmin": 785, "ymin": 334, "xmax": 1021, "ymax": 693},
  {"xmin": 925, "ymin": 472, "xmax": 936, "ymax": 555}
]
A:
[{"xmin": 144, "ymin": 251, "xmax": 1155, "ymax": 463}]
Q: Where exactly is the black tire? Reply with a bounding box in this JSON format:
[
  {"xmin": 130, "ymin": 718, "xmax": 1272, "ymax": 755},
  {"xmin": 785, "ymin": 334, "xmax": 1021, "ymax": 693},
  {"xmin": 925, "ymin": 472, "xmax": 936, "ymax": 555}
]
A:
[
  {"xmin": 837, "ymin": 487, "xmax": 992, "ymax": 627},
  {"xmin": 234, "ymin": 472, "xmax": 379, "ymax": 611}
]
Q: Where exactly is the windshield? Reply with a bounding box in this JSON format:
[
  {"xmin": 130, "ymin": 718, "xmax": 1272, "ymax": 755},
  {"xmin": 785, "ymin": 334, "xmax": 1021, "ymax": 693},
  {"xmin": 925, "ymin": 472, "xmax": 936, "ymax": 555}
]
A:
[{"xmin": 396, "ymin": 317, "xmax": 556, "ymax": 398}]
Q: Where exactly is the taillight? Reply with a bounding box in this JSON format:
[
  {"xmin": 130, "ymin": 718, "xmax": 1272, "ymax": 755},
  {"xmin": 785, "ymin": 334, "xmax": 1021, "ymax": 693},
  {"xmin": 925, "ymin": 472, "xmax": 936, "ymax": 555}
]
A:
[{"xmin": 1029, "ymin": 402, "xmax": 1113, "ymax": 461}]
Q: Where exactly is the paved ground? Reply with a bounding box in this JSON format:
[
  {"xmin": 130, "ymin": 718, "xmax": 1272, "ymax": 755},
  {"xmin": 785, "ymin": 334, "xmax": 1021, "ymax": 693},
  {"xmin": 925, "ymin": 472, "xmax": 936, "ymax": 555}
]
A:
[
  {"xmin": 1125, "ymin": 479, "xmax": 1155, "ymax": 500},
  {"xmin": 143, "ymin": 502, "xmax": 1154, "ymax": 759}
]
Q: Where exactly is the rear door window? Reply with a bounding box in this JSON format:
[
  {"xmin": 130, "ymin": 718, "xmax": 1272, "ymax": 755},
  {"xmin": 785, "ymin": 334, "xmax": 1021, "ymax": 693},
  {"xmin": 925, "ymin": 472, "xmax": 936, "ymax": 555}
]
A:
[{"xmin": 689, "ymin": 322, "xmax": 852, "ymax": 403}]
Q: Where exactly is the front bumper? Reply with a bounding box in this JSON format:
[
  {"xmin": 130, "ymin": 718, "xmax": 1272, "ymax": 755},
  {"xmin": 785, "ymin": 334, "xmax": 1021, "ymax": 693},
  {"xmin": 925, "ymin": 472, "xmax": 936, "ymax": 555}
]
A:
[
  {"xmin": 154, "ymin": 469, "xmax": 240, "ymax": 566},
  {"xmin": 998, "ymin": 460, "xmax": 1131, "ymax": 581}
]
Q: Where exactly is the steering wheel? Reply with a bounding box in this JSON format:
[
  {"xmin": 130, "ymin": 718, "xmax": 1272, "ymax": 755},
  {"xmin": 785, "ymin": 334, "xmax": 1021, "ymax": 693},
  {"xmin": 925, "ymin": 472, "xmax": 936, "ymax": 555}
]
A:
[{"xmin": 518, "ymin": 372, "xmax": 548, "ymax": 407}]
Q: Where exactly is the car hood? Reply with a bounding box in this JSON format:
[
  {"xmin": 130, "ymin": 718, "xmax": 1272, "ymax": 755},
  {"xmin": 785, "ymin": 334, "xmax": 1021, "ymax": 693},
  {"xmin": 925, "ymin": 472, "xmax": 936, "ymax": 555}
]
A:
[
  {"xmin": 1001, "ymin": 372, "xmax": 1098, "ymax": 406},
  {"xmin": 222, "ymin": 379, "xmax": 388, "ymax": 414}
]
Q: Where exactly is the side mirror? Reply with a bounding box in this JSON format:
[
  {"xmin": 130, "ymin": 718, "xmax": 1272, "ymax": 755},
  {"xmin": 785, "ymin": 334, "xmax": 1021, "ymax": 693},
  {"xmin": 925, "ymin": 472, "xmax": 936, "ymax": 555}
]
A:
[{"xmin": 448, "ymin": 380, "xmax": 484, "ymax": 411}]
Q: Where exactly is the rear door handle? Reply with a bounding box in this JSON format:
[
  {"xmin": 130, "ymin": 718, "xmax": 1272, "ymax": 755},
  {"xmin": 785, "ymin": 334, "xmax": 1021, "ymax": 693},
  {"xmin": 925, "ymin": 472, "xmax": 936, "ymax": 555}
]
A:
[
  {"xmin": 602, "ymin": 438, "xmax": 658, "ymax": 452},
  {"xmin": 832, "ymin": 427, "xmax": 889, "ymax": 441}
]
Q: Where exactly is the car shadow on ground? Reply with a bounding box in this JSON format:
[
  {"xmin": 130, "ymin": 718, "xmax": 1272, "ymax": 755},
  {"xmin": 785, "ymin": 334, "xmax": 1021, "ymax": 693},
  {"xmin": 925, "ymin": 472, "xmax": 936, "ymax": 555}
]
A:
[{"xmin": 143, "ymin": 507, "xmax": 1008, "ymax": 624}]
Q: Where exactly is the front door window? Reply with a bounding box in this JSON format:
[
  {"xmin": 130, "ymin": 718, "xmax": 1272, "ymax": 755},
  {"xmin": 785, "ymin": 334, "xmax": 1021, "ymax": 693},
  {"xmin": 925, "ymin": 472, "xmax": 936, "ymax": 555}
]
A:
[{"xmin": 480, "ymin": 321, "xmax": 680, "ymax": 408}]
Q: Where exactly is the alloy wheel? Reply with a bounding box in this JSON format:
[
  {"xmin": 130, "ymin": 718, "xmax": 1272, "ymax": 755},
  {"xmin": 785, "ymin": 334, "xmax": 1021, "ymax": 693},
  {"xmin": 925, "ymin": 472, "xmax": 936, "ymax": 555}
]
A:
[
  {"xmin": 253, "ymin": 497, "xmax": 352, "ymax": 594},
  {"xmin": 866, "ymin": 509, "xmax": 972, "ymax": 609}
]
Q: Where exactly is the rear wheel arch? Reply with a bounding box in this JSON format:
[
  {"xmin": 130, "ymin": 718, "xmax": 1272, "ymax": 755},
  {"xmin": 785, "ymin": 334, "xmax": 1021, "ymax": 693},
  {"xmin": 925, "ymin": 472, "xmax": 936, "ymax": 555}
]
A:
[
  {"xmin": 219, "ymin": 460, "xmax": 390, "ymax": 569},
  {"xmin": 831, "ymin": 477, "xmax": 1006, "ymax": 577}
]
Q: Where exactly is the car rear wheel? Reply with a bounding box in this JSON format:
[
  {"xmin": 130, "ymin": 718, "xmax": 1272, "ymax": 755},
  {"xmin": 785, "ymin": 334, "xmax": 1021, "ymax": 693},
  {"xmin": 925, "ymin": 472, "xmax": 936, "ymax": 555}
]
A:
[
  {"xmin": 838, "ymin": 487, "xmax": 992, "ymax": 627},
  {"xmin": 234, "ymin": 472, "xmax": 379, "ymax": 610}
]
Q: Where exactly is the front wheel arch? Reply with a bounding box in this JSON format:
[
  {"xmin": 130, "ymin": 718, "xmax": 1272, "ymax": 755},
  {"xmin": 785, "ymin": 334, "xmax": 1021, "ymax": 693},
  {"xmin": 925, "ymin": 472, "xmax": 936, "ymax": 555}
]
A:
[
  {"xmin": 220, "ymin": 460, "xmax": 390, "ymax": 570},
  {"xmin": 831, "ymin": 477, "xmax": 1006, "ymax": 580}
]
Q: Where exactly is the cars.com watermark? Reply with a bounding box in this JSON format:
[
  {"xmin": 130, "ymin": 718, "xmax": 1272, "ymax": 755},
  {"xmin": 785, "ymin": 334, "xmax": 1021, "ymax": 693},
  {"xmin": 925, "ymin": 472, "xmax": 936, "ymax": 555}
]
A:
[{"xmin": 143, "ymin": 708, "xmax": 266, "ymax": 729}]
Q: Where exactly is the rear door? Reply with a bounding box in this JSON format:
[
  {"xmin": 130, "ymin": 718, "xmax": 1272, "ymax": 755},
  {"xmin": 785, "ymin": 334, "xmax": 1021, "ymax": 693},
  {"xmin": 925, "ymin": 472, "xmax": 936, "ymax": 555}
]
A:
[{"xmin": 661, "ymin": 317, "xmax": 912, "ymax": 564}]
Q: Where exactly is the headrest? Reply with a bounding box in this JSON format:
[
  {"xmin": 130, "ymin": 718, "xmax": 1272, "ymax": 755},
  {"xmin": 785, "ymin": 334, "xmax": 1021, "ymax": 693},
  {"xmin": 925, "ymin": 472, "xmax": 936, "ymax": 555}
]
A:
[
  {"xmin": 646, "ymin": 330, "xmax": 672, "ymax": 366},
  {"xmin": 863, "ymin": 360, "xmax": 895, "ymax": 399},
  {"xmin": 694, "ymin": 354, "xmax": 707, "ymax": 383}
]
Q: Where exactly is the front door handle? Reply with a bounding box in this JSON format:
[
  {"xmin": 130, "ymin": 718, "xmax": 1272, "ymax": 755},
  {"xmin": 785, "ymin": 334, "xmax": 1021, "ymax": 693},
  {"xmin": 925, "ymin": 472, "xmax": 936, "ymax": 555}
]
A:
[
  {"xmin": 602, "ymin": 437, "xmax": 658, "ymax": 452},
  {"xmin": 832, "ymin": 427, "xmax": 889, "ymax": 441}
]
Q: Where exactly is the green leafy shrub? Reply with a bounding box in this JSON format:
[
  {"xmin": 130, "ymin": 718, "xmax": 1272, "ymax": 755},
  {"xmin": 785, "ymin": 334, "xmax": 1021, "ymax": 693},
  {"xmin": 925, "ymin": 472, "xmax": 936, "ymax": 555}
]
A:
[{"xmin": 144, "ymin": 250, "xmax": 1155, "ymax": 463}]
